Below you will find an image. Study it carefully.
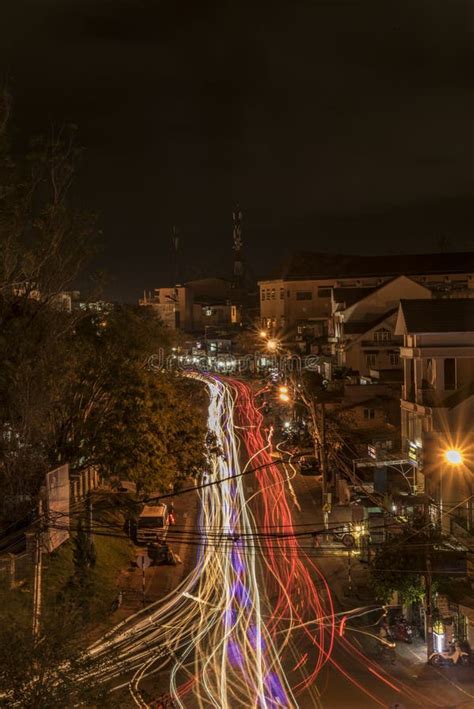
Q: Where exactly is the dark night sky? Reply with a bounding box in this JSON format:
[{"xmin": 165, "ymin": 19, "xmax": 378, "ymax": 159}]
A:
[{"xmin": 1, "ymin": 0, "xmax": 472, "ymax": 301}]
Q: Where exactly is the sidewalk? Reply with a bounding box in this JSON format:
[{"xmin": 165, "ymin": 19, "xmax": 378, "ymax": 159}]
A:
[
  {"xmin": 280, "ymin": 456, "xmax": 372, "ymax": 607},
  {"xmin": 112, "ymin": 484, "xmax": 199, "ymax": 619}
]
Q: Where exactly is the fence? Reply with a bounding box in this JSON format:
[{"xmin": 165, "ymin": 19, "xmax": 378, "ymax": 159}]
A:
[{"xmin": 70, "ymin": 466, "xmax": 101, "ymax": 503}]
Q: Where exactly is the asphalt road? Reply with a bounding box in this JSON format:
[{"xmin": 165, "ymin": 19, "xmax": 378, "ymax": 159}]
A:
[{"xmin": 85, "ymin": 375, "xmax": 474, "ymax": 708}]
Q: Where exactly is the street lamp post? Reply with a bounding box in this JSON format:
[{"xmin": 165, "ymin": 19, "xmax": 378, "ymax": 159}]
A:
[{"xmin": 424, "ymin": 446, "xmax": 464, "ymax": 662}]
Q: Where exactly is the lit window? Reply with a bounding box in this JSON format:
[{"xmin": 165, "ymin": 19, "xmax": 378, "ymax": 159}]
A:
[{"xmin": 271, "ymin": 289, "xmax": 276, "ymax": 300}]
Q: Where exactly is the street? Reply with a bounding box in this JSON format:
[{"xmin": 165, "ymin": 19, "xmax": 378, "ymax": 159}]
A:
[{"xmin": 86, "ymin": 375, "xmax": 474, "ymax": 708}]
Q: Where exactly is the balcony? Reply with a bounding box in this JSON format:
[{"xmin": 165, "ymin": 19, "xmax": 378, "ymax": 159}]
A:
[
  {"xmin": 361, "ymin": 339, "xmax": 399, "ymax": 348},
  {"xmin": 403, "ymin": 387, "xmax": 452, "ymax": 407}
]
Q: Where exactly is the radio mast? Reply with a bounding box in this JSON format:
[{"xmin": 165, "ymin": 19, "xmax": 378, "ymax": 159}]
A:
[{"xmin": 232, "ymin": 205, "xmax": 244, "ymax": 287}]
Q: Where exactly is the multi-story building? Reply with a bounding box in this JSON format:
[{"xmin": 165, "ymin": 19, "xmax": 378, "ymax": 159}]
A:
[
  {"xmin": 330, "ymin": 275, "xmax": 431, "ymax": 376},
  {"xmin": 139, "ymin": 278, "xmax": 241, "ymax": 332},
  {"xmin": 396, "ymin": 298, "xmax": 474, "ymax": 647},
  {"xmin": 396, "ymin": 299, "xmax": 474, "ymax": 529},
  {"xmin": 259, "ymin": 251, "xmax": 474, "ymax": 340}
]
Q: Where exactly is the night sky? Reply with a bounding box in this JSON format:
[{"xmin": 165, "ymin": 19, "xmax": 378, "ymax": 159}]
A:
[{"xmin": 1, "ymin": 0, "xmax": 472, "ymax": 301}]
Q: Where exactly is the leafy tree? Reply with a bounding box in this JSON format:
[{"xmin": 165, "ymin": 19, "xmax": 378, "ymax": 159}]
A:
[
  {"xmin": 0, "ymin": 606, "xmax": 113, "ymax": 707},
  {"xmin": 370, "ymin": 525, "xmax": 448, "ymax": 605},
  {"xmin": 0, "ymin": 105, "xmax": 208, "ymax": 520}
]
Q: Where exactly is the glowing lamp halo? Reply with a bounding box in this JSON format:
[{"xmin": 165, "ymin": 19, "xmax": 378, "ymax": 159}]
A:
[{"xmin": 444, "ymin": 448, "xmax": 463, "ymax": 466}]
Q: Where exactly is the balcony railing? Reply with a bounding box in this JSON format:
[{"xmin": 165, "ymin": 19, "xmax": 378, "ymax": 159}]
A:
[{"xmin": 361, "ymin": 339, "xmax": 399, "ymax": 347}]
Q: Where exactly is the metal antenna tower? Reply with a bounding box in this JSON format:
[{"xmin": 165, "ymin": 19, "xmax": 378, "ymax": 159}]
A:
[
  {"xmin": 172, "ymin": 225, "xmax": 180, "ymax": 284},
  {"xmin": 232, "ymin": 205, "xmax": 244, "ymax": 284}
]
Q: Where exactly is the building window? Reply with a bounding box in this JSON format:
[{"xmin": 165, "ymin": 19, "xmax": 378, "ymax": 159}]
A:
[
  {"xmin": 366, "ymin": 353, "xmax": 377, "ymax": 367},
  {"xmin": 280, "ymin": 288, "xmax": 285, "ymax": 299},
  {"xmin": 364, "ymin": 408, "xmax": 376, "ymax": 420},
  {"xmin": 444, "ymin": 358, "xmax": 456, "ymax": 389},
  {"xmin": 266, "ymin": 289, "xmax": 271, "ymax": 300},
  {"xmin": 287, "ymin": 290, "xmax": 290, "ymax": 298},
  {"xmin": 390, "ymin": 353, "xmax": 400, "ymax": 366},
  {"xmin": 374, "ymin": 328, "xmax": 390, "ymax": 342},
  {"xmin": 271, "ymin": 288, "xmax": 276, "ymax": 300},
  {"xmin": 317, "ymin": 287, "xmax": 331, "ymax": 298},
  {"xmin": 261, "ymin": 289, "xmax": 265, "ymax": 301},
  {"xmin": 296, "ymin": 291, "xmax": 312, "ymax": 301}
]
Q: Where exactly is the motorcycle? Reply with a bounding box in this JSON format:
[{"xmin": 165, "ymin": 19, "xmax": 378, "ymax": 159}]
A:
[
  {"xmin": 376, "ymin": 625, "xmax": 396, "ymax": 664},
  {"xmin": 429, "ymin": 643, "xmax": 469, "ymax": 667},
  {"xmin": 390, "ymin": 616, "xmax": 413, "ymax": 644}
]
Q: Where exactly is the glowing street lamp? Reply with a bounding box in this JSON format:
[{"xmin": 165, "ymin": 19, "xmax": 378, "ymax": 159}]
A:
[
  {"xmin": 444, "ymin": 449, "xmax": 463, "ymax": 465},
  {"xmin": 259, "ymin": 330, "xmax": 268, "ymax": 339},
  {"xmin": 279, "ymin": 393, "xmax": 290, "ymax": 403},
  {"xmin": 266, "ymin": 338, "xmax": 279, "ymax": 352}
]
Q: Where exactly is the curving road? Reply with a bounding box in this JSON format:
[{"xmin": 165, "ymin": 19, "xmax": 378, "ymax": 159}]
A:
[{"xmin": 85, "ymin": 375, "xmax": 458, "ymax": 708}]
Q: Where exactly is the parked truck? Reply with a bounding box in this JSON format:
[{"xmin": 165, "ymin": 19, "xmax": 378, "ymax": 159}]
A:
[{"xmin": 135, "ymin": 503, "xmax": 169, "ymax": 545}]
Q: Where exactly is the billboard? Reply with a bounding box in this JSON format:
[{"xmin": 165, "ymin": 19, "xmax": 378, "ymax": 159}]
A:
[{"xmin": 44, "ymin": 464, "xmax": 70, "ymax": 553}]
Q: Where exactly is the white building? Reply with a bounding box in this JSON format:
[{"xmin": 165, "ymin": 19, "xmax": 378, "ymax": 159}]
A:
[
  {"xmin": 396, "ymin": 299, "xmax": 474, "ymax": 532},
  {"xmin": 330, "ymin": 275, "xmax": 431, "ymax": 376},
  {"xmin": 259, "ymin": 251, "xmax": 474, "ymax": 339}
]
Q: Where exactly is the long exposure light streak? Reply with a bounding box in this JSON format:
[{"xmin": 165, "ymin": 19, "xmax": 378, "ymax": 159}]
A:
[{"xmin": 82, "ymin": 374, "xmax": 442, "ymax": 708}]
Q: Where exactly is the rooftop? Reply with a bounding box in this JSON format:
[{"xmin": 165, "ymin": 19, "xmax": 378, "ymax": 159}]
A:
[
  {"xmin": 332, "ymin": 287, "xmax": 377, "ymax": 307},
  {"xmin": 396, "ymin": 298, "xmax": 474, "ymax": 334},
  {"xmin": 269, "ymin": 250, "xmax": 474, "ymax": 281}
]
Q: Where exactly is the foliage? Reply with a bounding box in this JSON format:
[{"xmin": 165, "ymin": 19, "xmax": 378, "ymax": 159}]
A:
[
  {"xmin": 0, "ymin": 108, "xmax": 207, "ymax": 520},
  {"xmin": 370, "ymin": 525, "xmax": 449, "ymax": 605},
  {"xmin": 0, "ymin": 605, "xmax": 113, "ymax": 707},
  {"xmin": 43, "ymin": 494, "xmax": 134, "ymax": 628}
]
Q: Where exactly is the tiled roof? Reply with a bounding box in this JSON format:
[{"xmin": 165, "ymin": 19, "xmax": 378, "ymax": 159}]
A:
[
  {"xmin": 332, "ymin": 287, "xmax": 377, "ymax": 306},
  {"xmin": 278, "ymin": 251, "xmax": 474, "ymax": 280},
  {"xmin": 343, "ymin": 308, "xmax": 399, "ymax": 334},
  {"xmin": 398, "ymin": 298, "xmax": 474, "ymax": 333}
]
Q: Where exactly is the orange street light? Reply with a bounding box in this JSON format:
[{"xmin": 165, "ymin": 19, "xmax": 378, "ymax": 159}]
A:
[
  {"xmin": 267, "ymin": 339, "xmax": 279, "ymax": 352},
  {"xmin": 444, "ymin": 449, "xmax": 463, "ymax": 465},
  {"xmin": 259, "ymin": 330, "xmax": 268, "ymax": 339},
  {"xmin": 278, "ymin": 385, "xmax": 288, "ymax": 394},
  {"xmin": 279, "ymin": 393, "xmax": 290, "ymax": 403}
]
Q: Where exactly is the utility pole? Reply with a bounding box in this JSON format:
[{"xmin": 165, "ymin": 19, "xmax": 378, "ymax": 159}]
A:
[
  {"xmin": 304, "ymin": 392, "xmax": 329, "ymax": 529},
  {"xmin": 347, "ymin": 550, "xmax": 353, "ymax": 593},
  {"xmin": 424, "ymin": 493, "xmax": 434, "ymax": 660},
  {"xmin": 86, "ymin": 490, "xmax": 93, "ymax": 548},
  {"xmin": 32, "ymin": 500, "xmax": 44, "ymax": 643}
]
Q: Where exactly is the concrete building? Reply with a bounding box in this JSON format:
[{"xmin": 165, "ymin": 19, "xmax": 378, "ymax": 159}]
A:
[
  {"xmin": 259, "ymin": 251, "xmax": 474, "ymax": 340},
  {"xmin": 139, "ymin": 278, "xmax": 241, "ymax": 332},
  {"xmin": 396, "ymin": 299, "xmax": 474, "ymax": 532},
  {"xmin": 330, "ymin": 275, "xmax": 431, "ymax": 376}
]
